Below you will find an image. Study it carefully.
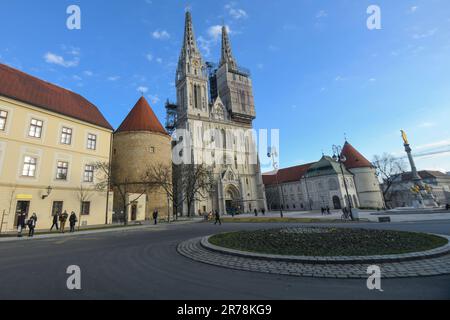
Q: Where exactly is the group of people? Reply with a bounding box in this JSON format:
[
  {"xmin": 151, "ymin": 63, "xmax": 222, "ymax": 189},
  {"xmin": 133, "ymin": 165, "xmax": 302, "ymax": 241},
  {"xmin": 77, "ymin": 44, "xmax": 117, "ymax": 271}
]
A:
[
  {"xmin": 203, "ymin": 210, "xmax": 222, "ymax": 225},
  {"xmin": 16, "ymin": 210, "xmax": 79, "ymax": 237},
  {"xmin": 50, "ymin": 211, "xmax": 78, "ymax": 233},
  {"xmin": 16, "ymin": 212, "xmax": 37, "ymax": 238},
  {"xmin": 321, "ymin": 207, "xmax": 331, "ymax": 215}
]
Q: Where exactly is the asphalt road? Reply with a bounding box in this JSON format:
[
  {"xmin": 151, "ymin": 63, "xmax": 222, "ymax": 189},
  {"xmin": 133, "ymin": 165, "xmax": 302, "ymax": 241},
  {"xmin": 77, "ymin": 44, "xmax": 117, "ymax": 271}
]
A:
[{"xmin": 0, "ymin": 220, "xmax": 449, "ymax": 300}]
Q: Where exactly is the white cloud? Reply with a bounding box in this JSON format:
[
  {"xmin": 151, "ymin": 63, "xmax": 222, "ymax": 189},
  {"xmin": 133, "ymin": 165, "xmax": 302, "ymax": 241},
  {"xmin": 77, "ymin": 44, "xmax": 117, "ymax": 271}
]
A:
[
  {"xmin": 152, "ymin": 30, "xmax": 170, "ymax": 40},
  {"xmin": 413, "ymin": 28, "xmax": 438, "ymax": 39},
  {"xmin": 208, "ymin": 25, "xmax": 230, "ymax": 41},
  {"xmin": 146, "ymin": 53, "xmax": 153, "ymax": 62},
  {"xmin": 148, "ymin": 94, "xmax": 160, "ymax": 105},
  {"xmin": 44, "ymin": 52, "xmax": 79, "ymax": 68},
  {"xmin": 409, "ymin": 6, "xmax": 418, "ymax": 14},
  {"xmin": 107, "ymin": 76, "xmax": 120, "ymax": 81},
  {"xmin": 225, "ymin": 3, "xmax": 248, "ymax": 19},
  {"xmin": 415, "ymin": 139, "xmax": 450, "ymax": 151},
  {"xmin": 156, "ymin": 57, "xmax": 163, "ymax": 64},
  {"xmin": 418, "ymin": 122, "xmax": 436, "ymax": 128},
  {"xmin": 137, "ymin": 86, "xmax": 149, "ymax": 94},
  {"xmin": 83, "ymin": 70, "xmax": 93, "ymax": 76},
  {"xmin": 316, "ymin": 10, "xmax": 328, "ymax": 19}
]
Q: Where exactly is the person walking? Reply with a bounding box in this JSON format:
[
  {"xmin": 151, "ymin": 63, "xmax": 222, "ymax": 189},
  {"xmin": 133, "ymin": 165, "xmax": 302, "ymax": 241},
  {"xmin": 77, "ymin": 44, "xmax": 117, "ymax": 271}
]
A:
[
  {"xmin": 326, "ymin": 206, "xmax": 331, "ymax": 215},
  {"xmin": 214, "ymin": 210, "xmax": 222, "ymax": 226},
  {"xmin": 69, "ymin": 212, "xmax": 78, "ymax": 233},
  {"xmin": 254, "ymin": 209, "xmax": 258, "ymax": 217},
  {"xmin": 60, "ymin": 210, "xmax": 69, "ymax": 233},
  {"xmin": 27, "ymin": 213, "xmax": 37, "ymax": 237},
  {"xmin": 50, "ymin": 212, "xmax": 59, "ymax": 231},
  {"xmin": 17, "ymin": 213, "xmax": 26, "ymax": 238},
  {"xmin": 153, "ymin": 209, "xmax": 159, "ymax": 225}
]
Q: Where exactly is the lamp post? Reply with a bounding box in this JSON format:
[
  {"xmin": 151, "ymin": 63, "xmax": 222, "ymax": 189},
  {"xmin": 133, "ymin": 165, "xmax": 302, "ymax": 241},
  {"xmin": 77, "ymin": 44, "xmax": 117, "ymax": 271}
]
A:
[
  {"xmin": 268, "ymin": 147, "xmax": 284, "ymax": 218},
  {"xmin": 41, "ymin": 186, "xmax": 53, "ymax": 200},
  {"xmin": 332, "ymin": 145, "xmax": 354, "ymax": 221}
]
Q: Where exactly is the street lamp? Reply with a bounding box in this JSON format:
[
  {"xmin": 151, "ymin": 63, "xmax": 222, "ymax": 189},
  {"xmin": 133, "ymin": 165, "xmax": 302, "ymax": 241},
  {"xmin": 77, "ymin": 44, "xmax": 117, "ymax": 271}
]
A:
[
  {"xmin": 268, "ymin": 147, "xmax": 284, "ymax": 218},
  {"xmin": 332, "ymin": 145, "xmax": 354, "ymax": 221},
  {"xmin": 41, "ymin": 186, "xmax": 53, "ymax": 200}
]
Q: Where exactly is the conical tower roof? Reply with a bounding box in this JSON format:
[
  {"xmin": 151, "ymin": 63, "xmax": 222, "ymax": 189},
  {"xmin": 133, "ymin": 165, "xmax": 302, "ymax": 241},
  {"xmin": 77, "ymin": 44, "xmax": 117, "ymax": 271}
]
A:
[
  {"xmin": 116, "ymin": 97, "xmax": 168, "ymax": 135},
  {"xmin": 341, "ymin": 142, "xmax": 373, "ymax": 169}
]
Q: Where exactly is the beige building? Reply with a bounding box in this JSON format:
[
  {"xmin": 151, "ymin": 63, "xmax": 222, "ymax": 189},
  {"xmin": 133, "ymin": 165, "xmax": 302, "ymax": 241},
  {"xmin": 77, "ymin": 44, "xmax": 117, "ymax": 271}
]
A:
[
  {"xmin": 112, "ymin": 97, "xmax": 172, "ymax": 222},
  {"xmin": 0, "ymin": 63, "xmax": 114, "ymax": 232},
  {"xmin": 263, "ymin": 142, "xmax": 385, "ymax": 211}
]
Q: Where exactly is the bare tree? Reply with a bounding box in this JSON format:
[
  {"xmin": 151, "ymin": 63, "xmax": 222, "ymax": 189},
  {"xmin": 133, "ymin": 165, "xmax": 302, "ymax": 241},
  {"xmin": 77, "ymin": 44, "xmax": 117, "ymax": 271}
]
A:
[
  {"xmin": 372, "ymin": 153, "xmax": 407, "ymax": 205},
  {"xmin": 144, "ymin": 162, "xmax": 179, "ymax": 222},
  {"xmin": 76, "ymin": 184, "xmax": 93, "ymax": 231},
  {"xmin": 93, "ymin": 161, "xmax": 155, "ymax": 226},
  {"xmin": 0, "ymin": 185, "xmax": 17, "ymax": 234},
  {"xmin": 180, "ymin": 164, "xmax": 215, "ymax": 217}
]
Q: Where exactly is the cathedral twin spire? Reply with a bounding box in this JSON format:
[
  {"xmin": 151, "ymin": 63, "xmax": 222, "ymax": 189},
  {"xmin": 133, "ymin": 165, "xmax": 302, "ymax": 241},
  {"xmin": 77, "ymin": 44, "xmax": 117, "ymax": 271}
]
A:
[{"xmin": 180, "ymin": 11, "xmax": 237, "ymax": 68}]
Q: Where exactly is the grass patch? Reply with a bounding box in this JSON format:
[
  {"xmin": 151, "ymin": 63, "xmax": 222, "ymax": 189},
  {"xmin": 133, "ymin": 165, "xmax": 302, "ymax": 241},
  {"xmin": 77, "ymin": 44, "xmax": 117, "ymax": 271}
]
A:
[{"xmin": 209, "ymin": 228, "xmax": 448, "ymax": 256}]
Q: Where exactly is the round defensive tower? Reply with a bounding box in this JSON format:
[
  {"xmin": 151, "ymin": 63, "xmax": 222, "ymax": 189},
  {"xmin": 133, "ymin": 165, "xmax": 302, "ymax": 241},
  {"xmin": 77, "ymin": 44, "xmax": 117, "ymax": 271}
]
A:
[
  {"xmin": 112, "ymin": 97, "xmax": 172, "ymax": 221},
  {"xmin": 341, "ymin": 141, "xmax": 385, "ymax": 209}
]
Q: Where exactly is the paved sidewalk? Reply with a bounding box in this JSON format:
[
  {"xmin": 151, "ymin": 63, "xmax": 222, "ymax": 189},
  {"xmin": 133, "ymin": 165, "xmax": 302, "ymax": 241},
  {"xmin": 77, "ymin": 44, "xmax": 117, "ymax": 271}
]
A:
[{"xmin": 0, "ymin": 219, "xmax": 201, "ymax": 243}]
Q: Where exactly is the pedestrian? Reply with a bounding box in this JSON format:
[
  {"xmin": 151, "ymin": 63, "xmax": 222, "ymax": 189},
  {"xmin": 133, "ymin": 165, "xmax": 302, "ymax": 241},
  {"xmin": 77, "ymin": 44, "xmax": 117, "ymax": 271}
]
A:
[
  {"xmin": 27, "ymin": 213, "xmax": 37, "ymax": 237},
  {"xmin": 446, "ymin": 204, "xmax": 450, "ymax": 211},
  {"xmin": 153, "ymin": 209, "xmax": 159, "ymax": 225},
  {"xmin": 254, "ymin": 209, "xmax": 258, "ymax": 217},
  {"xmin": 50, "ymin": 212, "xmax": 59, "ymax": 231},
  {"xmin": 17, "ymin": 213, "xmax": 26, "ymax": 238},
  {"xmin": 326, "ymin": 206, "xmax": 330, "ymax": 215},
  {"xmin": 60, "ymin": 210, "xmax": 68, "ymax": 233},
  {"xmin": 262, "ymin": 208, "xmax": 266, "ymax": 216},
  {"xmin": 69, "ymin": 212, "xmax": 78, "ymax": 233},
  {"xmin": 214, "ymin": 210, "xmax": 222, "ymax": 226}
]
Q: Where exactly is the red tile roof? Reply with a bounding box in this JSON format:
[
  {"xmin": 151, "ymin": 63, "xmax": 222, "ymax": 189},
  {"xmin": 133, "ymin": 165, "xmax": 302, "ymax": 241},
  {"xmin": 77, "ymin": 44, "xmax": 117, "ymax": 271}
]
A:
[
  {"xmin": 263, "ymin": 163, "xmax": 314, "ymax": 186},
  {"xmin": 116, "ymin": 96, "xmax": 168, "ymax": 135},
  {"xmin": 0, "ymin": 63, "xmax": 113, "ymax": 130},
  {"xmin": 341, "ymin": 142, "xmax": 373, "ymax": 169}
]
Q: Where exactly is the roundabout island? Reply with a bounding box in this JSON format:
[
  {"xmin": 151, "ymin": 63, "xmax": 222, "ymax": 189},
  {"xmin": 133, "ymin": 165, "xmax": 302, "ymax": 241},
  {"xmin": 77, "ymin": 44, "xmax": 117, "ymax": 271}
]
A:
[{"xmin": 178, "ymin": 227, "xmax": 450, "ymax": 279}]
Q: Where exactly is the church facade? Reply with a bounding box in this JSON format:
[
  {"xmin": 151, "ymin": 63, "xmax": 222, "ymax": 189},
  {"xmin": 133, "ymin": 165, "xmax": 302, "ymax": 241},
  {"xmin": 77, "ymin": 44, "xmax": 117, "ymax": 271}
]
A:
[{"xmin": 171, "ymin": 12, "xmax": 267, "ymax": 216}]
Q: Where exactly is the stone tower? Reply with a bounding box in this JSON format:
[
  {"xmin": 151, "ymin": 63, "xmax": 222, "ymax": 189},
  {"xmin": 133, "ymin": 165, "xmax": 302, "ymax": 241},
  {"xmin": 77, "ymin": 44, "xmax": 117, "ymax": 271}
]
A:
[
  {"xmin": 341, "ymin": 141, "xmax": 385, "ymax": 209},
  {"xmin": 112, "ymin": 97, "xmax": 172, "ymax": 221},
  {"xmin": 173, "ymin": 12, "xmax": 267, "ymax": 216}
]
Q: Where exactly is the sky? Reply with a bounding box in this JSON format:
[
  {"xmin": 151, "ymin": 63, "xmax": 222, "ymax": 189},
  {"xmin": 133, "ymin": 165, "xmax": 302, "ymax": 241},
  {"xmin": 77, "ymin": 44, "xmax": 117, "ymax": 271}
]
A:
[{"xmin": 0, "ymin": 0, "xmax": 449, "ymax": 173}]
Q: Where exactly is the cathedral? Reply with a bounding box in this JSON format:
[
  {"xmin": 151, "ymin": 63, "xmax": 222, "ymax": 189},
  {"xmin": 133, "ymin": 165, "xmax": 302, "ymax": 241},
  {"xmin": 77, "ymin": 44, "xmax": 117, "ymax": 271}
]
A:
[{"xmin": 170, "ymin": 12, "xmax": 267, "ymax": 216}]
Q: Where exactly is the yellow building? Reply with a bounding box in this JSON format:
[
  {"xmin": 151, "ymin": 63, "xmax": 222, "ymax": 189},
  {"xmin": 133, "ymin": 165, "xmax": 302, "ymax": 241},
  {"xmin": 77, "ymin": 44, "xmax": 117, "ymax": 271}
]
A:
[{"xmin": 0, "ymin": 63, "xmax": 114, "ymax": 232}]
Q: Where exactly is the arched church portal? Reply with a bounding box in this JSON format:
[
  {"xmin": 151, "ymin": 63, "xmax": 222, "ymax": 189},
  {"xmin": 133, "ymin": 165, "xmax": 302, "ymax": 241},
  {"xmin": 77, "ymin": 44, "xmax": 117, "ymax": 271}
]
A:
[{"xmin": 224, "ymin": 185, "xmax": 240, "ymax": 215}]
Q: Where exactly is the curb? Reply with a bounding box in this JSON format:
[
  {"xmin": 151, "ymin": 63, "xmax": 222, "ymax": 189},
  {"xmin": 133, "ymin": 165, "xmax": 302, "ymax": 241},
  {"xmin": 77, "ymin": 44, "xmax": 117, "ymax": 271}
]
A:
[
  {"xmin": 0, "ymin": 219, "xmax": 200, "ymax": 243},
  {"xmin": 200, "ymin": 234, "xmax": 450, "ymax": 265}
]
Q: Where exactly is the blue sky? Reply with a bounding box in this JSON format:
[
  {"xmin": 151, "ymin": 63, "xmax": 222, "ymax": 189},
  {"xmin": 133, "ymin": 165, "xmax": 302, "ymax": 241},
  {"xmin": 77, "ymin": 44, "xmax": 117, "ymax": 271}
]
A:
[{"xmin": 1, "ymin": 0, "xmax": 449, "ymax": 172}]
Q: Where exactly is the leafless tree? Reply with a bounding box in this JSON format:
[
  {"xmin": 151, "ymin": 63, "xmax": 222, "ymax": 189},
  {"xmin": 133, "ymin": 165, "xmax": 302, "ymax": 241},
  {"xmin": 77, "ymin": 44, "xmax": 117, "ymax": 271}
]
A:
[
  {"xmin": 76, "ymin": 184, "xmax": 93, "ymax": 231},
  {"xmin": 372, "ymin": 153, "xmax": 407, "ymax": 205},
  {"xmin": 180, "ymin": 164, "xmax": 215, "ymax": 217},
  {"xmin": 144, "ymin": 162, "xmax": 180, "ymax": 222},
  {"xmin": 93, "ymin": 161, "xmax": 155, "ymax": 225}
]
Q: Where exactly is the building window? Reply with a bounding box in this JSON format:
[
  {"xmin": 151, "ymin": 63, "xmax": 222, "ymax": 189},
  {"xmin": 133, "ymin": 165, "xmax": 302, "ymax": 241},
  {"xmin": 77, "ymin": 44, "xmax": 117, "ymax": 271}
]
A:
[
  {"xmin": 0, "ymin": 110, "xmax": 7, "ymax": 131},
  {"xmin": 60, "ymin": 127, "xmax": 73, "ymax": 145},
  {"xmin": 81, "ymin": 202, "xmax": 90, "ymax": 215},
  {"xmin": 28, "ymin": 119, "xmax": 43, "ymax": 138},
  {"xmin": 56, "ymin": 161, "xmax": 69, "ymax": 180},
  {"xmin": 150, "ymin": 147, "xmax": 155, "ymax": 153},
  {"xmin": 87, "ymin": 134, "xmax": 97, "ymax": 150},
  {"xmin": 22, "ymin": 156, "xmax": 37, "ymax": 177},
  {"xmin": 84, "ymin": 165, "xmax": 94, "ymax": 183}
]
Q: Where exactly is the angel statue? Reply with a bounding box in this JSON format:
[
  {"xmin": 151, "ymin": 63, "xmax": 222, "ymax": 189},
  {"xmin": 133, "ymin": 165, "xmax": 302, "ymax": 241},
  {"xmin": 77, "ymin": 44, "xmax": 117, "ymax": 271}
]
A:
[{"xmin": 401, "ymin": 130, "xmax": 409, "ymax": 145}]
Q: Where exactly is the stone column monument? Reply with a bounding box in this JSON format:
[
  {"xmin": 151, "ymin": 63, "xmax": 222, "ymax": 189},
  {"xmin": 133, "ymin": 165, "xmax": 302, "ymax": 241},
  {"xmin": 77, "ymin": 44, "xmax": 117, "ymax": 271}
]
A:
[{"xmin": 401, "ymin": 130, "xmax": 438, "ymax": 208}]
